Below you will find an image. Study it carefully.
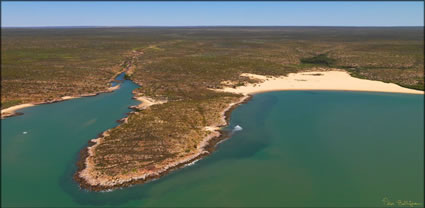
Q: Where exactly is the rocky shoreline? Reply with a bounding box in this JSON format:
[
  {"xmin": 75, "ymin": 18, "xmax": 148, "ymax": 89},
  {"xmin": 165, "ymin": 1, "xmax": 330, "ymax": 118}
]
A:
[{"xmin": 74, "ymin": 94, "xmax": 252, "ymax": 191}]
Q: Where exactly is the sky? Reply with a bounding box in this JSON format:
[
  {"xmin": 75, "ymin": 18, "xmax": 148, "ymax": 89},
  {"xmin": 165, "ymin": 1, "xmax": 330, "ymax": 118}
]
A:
[{"xmin": 2, "ymin": 1, "xmax": 424, "ymax": 27}]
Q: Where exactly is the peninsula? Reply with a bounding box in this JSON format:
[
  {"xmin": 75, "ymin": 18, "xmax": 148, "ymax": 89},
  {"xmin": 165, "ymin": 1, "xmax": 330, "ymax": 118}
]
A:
[{"xmin": 1, "ymin": 27, "xmax": 423, "ymax": 191}]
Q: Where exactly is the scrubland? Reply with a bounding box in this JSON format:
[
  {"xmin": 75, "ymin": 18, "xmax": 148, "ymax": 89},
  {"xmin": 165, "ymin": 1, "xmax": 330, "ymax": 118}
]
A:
[{"xmin": 2, "ymin": 27, "xmax": 423, "ymax": 189}]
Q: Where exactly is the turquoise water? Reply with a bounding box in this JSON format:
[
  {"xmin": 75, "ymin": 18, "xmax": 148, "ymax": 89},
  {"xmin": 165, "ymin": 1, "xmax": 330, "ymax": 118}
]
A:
[{"xmin": 2, "ymin": 90, "xmax": 423, "ymax": 207}]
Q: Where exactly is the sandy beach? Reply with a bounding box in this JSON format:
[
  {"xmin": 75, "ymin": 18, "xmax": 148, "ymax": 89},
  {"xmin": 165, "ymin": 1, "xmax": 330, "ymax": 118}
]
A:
[
  {"xmin": 107, "ymin": 84, "xmax": 121, "ymax": 92},
  {"xmin": 133, "ymin": 96, "xmax": 167, "ymax": 110},
  {"xmin": 219, "ymin": 70, "xmax": 424, "ymax": 95},
  {"xmin": 7, "ymin": 69, "xmax": 424, "ymax": 190},
  {"xmin": 65, "ymin": 69, "xmax": 425, "ymax": 190},
  {"xmin": 1, "ymin": 84, "xmax": 122, "ymax": 119},
  {"xmin": 1, "ymin": 104, "xmax": 36, "ymax": 118}
]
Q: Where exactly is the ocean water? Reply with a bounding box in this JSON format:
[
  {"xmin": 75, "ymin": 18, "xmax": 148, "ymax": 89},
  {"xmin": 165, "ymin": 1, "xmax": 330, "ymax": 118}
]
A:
[{"xmin": 2, "ymin": 89, "xmax": 423, "ymax": 207}]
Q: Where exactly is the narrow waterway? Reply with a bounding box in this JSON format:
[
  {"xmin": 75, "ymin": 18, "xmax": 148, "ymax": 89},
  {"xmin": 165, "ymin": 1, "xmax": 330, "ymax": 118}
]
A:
[
  {"xmin": 2, "ymin": 88, "xmax": 423, "ymax": 207},
  {"xmin": 1, "ymin": 74, "xmax": 140, "ymax": 207}
]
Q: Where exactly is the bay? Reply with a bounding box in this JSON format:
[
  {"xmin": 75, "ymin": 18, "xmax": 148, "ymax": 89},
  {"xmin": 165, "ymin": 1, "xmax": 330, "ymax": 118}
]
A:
[{"xmin": 2, "ymin": 90, "xmax": 423, "ymax": 207}]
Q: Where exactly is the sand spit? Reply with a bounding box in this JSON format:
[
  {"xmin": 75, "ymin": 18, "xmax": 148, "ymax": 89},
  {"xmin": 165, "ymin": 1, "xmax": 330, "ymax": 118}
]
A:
[
  {"xmin": 219, "ymin": 70, "xmax": 424, "ymax": 95},
  {"xmin": 107, "ymin": 84, "xmax": 121, "ymax": 92},
  {"xmin": 114, "ymin": 96, "xmax": 167, "ymax": 124},
  {"xmin": 0, "ymin": 104, "xmax": 36, "ymax": 118},
  {"xmin": 132, "ymin": 96, "xmax": 167, "ymax": 110},
  {"xmin": 1, "ymin": 84, "xmax": 121, "ymax": 119},
  {"xmin": 75, "ymin": 95, "xmax": 251, "ymax": 191}
]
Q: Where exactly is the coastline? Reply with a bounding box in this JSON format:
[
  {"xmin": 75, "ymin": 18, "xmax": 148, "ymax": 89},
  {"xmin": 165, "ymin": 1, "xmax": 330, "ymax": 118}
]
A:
[
  {"xmin": 74, "ymin": 94, "xmax": 251, "ymax": 191},
  {"xmin": 1, "ymin": 83, "xmax": 122, "ymax": 119},
  {"xmin": 1, "ymin": 49, "xmax": 143, "ymax": 119},
  {"xmin": 132, "ymin": 96, "xmax": 167, "ymax": 110},
  {"xmin": 218, "ymin": 70, "xmax": 424, "ymax": 95},
  {"xmin": 73, "ymin": 69, "xmax": 423, "ymax": 191},
  {"xmin": 6, "ymin": 68, "xmax": 423, "ymax": 191}
]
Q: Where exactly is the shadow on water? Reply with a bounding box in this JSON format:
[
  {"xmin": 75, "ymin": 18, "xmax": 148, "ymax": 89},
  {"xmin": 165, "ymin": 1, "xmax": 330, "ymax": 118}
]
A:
[
  {"xmin": 210, "ymin": 91, "xmax": 325, "ymax": 161},
  {"xmin": 215, "ymin": 93, "xmax": 279, "ymax": 159}
]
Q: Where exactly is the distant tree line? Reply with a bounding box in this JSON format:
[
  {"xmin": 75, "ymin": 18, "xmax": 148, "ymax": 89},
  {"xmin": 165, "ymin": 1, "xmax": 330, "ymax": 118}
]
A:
[{"xmin": 301, "ymin": 54, "xmax": 336, "ymax": 66}]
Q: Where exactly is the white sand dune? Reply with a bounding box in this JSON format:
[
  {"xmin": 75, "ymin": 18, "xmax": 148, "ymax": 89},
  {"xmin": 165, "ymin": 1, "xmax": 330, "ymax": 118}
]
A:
[{"xmin": 219, "ymin": 70, "xmax": 423, "ymax": 95}]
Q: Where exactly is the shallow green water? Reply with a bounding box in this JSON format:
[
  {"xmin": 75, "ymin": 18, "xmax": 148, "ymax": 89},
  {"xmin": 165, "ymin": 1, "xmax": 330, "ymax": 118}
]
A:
[{"xmin": 2, "ymin": 90, "xmax": 423, "ymax": 207}]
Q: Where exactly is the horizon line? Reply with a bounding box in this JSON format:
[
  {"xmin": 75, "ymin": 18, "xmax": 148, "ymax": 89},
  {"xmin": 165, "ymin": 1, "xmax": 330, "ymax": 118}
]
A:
[{"xmin": 2, "ymin": 25, "xmax": 424, "ymax": 28}]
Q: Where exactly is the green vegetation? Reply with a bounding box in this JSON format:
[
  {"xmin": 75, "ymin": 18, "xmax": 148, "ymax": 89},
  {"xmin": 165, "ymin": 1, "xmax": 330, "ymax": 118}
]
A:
[
  {"xmin": 347, "ymin": 67, "xmax": 424, "ymax": 90},
  {"xmin": 1, "ymin": 100, "xmax": 22, "ymax": 109},
  {"xmin": 1, "ymin": 27, "xmax": 423, "ymax": 187},
  {"xmin": 1, "ymin": 28, "xmax": 153, "ymax": 108},
  {"xmin": 123, "ymin": 73, "xmax": 132, "ymax": 80},
  {"xmin": 301, "ymin": 54, "xmax": 336, "ymax": 66},
  {"xmin": 3, "ymin": 27, "xmax": 423, "ymax": 108}
]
